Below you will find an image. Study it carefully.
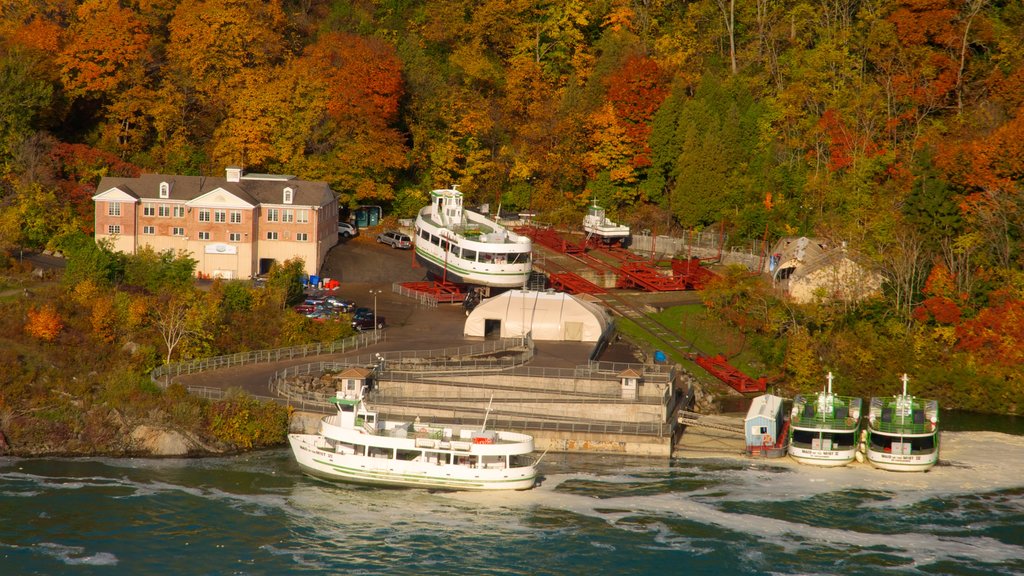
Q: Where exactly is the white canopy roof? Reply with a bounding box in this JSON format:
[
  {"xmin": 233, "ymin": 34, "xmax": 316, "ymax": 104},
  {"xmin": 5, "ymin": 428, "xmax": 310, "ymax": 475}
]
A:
[{"xmin": 464, "ymin": 290, "xmax": 610, "ymax": 341}]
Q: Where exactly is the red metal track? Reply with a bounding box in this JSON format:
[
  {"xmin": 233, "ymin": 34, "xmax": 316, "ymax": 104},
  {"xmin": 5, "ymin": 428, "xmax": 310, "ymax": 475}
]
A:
[
  {"xmin": 615, "ymin": 262, "xmax": 688, "ymax": 291},
  {"xmin": 690, "ymin": 354, "xmax": 767, "ymax": 393},
  {"xmin": 548, "ymin": 272, "xmax": 608, "ymax": 294},
  {"xmin": 516, "ymin": 226, "xmax": 586, "ymax": 254},
  {"xmin": 398, "ymin": 281, "xmax": 465, "ymax": 303},
  {"xmin": 671, "ymin": 257, "xmax": 720, "ymax": 290}
]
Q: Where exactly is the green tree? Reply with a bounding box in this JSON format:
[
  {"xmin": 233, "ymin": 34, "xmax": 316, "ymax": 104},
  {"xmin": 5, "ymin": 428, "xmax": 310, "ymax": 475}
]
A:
[
  {"xmin": 266, "ymin": 258, "xmax": 306, "ymax": 308},
  {"xmin": 0, "ymin": 47, "xmax": 53, "ymax": 165}
]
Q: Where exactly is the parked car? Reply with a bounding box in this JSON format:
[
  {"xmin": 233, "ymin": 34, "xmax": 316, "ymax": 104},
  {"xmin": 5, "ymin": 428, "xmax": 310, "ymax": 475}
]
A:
[
  {"xmin": 352, "ymin": 313, "xmax": 386, "ymax": 331},
  {"xmin": 351, "ymin": 307, "xmax": 373, "ymax": 318},
  {"xmin": 376, "ymin": 230, "xmax": 412, "ymax": 249},
  {"xmin": 293, "ymin": 303, "xmax": 316, "ymax": 314},
  {"xmin": 338, "ymin": 221, "xmax": 358, "ymax": 238},
  {"xmin": 325, "ymin": 296, "xmax": 355, "ymax": 311}
]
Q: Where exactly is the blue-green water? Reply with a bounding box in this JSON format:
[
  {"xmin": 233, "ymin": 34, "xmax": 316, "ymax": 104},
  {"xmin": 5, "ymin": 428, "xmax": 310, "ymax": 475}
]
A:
[{"xmin": 2, "ymin": 430, "xmax": 1022, "ymax": 575}]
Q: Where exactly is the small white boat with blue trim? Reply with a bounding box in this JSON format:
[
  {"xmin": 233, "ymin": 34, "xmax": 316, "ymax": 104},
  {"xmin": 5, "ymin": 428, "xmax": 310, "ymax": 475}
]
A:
[
  {"xmin": 864, "ymin": 374, "xmax": 940, "ymax": 472},
  {"xmin": 288, "ymin": 387, "xmax": 538, "ymax": 491},
  {"xmin": 788, "ymin": 372, "xmax": 862, "ymax": 467},
  {"xmin": 413, "ymin": 186, "xmax": 532, "ymax": 288}
]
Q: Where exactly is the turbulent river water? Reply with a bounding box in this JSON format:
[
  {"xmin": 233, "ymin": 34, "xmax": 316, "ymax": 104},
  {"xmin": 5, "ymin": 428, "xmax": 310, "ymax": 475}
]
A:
[{"xmin": 1, "ymin": 429, "xmax": 1022, "ymax": 575}]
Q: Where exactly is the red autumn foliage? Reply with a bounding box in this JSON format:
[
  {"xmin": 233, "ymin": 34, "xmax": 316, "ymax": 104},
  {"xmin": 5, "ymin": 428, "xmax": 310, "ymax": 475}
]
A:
[
  {"xmin": 888, "ymin": 0, "xmax": 959, "ymax": 49},
  {"xmin": 302, "ymin": 32, "xmax": 404, "ymax": 129},
  {"xmin": 49, "ymin": 143, "xmax": 140, "ymax": 232},
  {"xmin": 607, "ymin": 54, "xmax": 668, "ymax": 169},
  {"xmin": 913, "ymin": 296, "xmax": 962, "ymax": 325},
  {"xmin": 955, "ymin": 290, "xmax": 1024, "ymax": 366},
  {"xmin": 816, "ymin": 109, "xmax": 882, "ymax": 173}
]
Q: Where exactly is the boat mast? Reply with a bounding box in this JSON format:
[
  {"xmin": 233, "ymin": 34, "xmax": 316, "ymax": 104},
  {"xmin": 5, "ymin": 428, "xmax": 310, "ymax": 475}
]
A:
[{"xmin": 481, "ymin": 394, "xmax": 494, "ymax": 431}]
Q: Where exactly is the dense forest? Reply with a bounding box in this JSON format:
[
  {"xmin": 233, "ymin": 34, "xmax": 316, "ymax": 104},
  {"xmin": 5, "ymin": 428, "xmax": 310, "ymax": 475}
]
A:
[{"xmin": 0, "ymin": 0, "xmax": 1021, "ymax": 418}]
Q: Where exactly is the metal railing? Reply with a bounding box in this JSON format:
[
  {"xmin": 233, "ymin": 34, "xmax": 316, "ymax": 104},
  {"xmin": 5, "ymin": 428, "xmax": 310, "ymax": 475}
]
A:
[{"xmin": 152, "ymin": 330, "xmax": 385, "ymax": 385}]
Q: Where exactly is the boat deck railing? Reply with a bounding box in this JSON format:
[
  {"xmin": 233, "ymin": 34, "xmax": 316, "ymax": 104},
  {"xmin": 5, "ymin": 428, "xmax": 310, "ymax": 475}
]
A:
[
  {"xmin": 790, "ymin": 414, "xmax": 861, "ymax": 431},
  {"xmin": 870, "ymin": 420, "xmax": 936, "ymax": 435}
]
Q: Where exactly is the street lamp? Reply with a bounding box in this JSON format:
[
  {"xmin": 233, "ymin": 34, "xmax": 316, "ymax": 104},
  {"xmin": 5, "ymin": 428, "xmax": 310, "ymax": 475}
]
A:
[{"xmin": 369, "ymin": 289, "xmax": 382, "ymax": 334}]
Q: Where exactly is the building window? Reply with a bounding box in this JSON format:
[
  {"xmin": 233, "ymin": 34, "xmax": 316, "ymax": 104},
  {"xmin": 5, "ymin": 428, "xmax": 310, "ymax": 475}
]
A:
[
  {"xmin": 283, "ymin": 187, "xmax": 293, "ymax": 204},
  {"xmin": 143, "ymin": 226, "xmax": 155, "ymax": 235},
  {"xmin": 214, "ymin": 210, "xmax": 226, "ymax": 223},
  {"xmin": 107, "ymin": 225, "xmax": 121, "ymax": 234},
  {"xmin": 283, "ymin": 209, "xmax": 294, "ymax": 223},
  {"xmin": 108, "ymin": 202, "xmax": 121, "ymax": 216},
  {"xmin": 159, "ymin": 182, "xmax": 169, "ymax": 198},
  {"xmin": 297, "ymin": 210, "xmax": 309, "ymax": 223},
  {"xmin": 266, "ymin": 231, "xmax": 278, "ymax": 240},
  {"xmin": 198, "ymin": 231, "xmax": 210, "ymax": 240},
  {"xmin": 143, "ymin": 205, "xmax": 155, "ymax": 217},
  {"xmin": 230, "ymin": 210, "xmax": 242, "ymax": 223},
  {"xmin": 173, "ymin": 205, "xmax": 185, "ymax": 218},
  {"xmin": 267, "ymin": 208, "xmax": 279, "ymax": 222},
  {"xmin": 229, "ymin": 232, "xmax": 241, "ymax": 242},
  {"xmin": 198, "ymin": 209, "xmax": 210, "ymax": 222},
  {"xmin": 172, "ymin": 227, "xmax": 185, "ymax": 236},
  {"xmin": 296, "ymin": 232, "xmax": 308, "ymax": 241},
  {"xmin": 159, "ymin": 205, "xmax": 170, "ymax": 217}
]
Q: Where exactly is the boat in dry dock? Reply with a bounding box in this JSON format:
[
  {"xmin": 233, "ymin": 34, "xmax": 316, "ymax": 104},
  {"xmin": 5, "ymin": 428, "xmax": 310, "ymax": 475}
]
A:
[
  {"xmin": 413, "ymin": 186, "xmax": 533, "ymax": 289},
  {"xmin": 288, "ymin": 386, "xmax": 538, "ymax": 491},
  {"xmin": 864, "ymin": 374, "xmax": 940, "ymax": 472},
  {"xmin": 788, "ymin": 373, "xmax": 862, "ymax": 467},
  {"xmin": 582, "ymin": 199, "xmax": 630, "ymax": 245}
]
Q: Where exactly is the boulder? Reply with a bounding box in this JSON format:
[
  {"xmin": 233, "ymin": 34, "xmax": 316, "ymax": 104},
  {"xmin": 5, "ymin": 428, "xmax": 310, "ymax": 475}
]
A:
[{"xmin": 130, "ymin": 425, "xmax": 193, "ymax": 456}]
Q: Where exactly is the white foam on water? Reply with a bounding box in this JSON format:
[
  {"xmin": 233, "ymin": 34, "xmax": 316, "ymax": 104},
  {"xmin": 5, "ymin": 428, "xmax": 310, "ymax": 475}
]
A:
[
  {"xmin": 36, "ymin": 542, "xmax": 118, "ymax": 566},
  {"xmin": 440, "ymin": 431, "xmax": 1024, "ymax": 567}
]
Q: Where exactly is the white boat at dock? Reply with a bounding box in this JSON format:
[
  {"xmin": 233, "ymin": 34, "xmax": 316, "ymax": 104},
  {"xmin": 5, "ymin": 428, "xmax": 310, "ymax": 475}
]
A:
[
  {"xmin": 864, "ymin": 374, "xmax": 940, "ymax": 472},
  {"xmin": 288, "ymin": 386, "xmax": 538, "ymax": 491},
  {"xmin": 413, "ymin": 187, "xmax": 532, "ymax": 289},
  {"xmin": 788, "ymin": 373, "xmax": 862, "ymax": 467},
  {"xmin": 582, "ymin": 199, "xmax": 630, "ymax": 245}
]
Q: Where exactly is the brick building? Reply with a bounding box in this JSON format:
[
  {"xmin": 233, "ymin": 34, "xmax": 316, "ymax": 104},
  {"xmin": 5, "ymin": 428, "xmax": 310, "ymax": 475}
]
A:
[{"xmin": 92, "ymin": 167, "xmax": 338, "ymax": 279}]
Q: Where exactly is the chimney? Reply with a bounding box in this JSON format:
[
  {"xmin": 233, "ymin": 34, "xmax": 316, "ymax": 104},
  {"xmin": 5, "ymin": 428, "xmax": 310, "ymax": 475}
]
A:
[{"xmin": 226, "ymin": 166, "xmax": 242, "ymax": 183}]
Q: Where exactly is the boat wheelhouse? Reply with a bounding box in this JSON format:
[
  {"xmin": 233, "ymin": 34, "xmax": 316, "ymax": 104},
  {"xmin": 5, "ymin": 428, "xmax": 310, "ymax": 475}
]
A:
[
  {"xmin": 582, "ymin": 199, "xmax": 630, "ymax": 245},
  {"xmin": 864, "ymin": 374, "xmax": 939, "ymax": 472},
  {"xmin": 788, "ymin": 373, "xmax": 862, "ymax": 467},
  {"xmin": 413, "ymin": 187, "xmax": 532, "ymax": 289},
  {"xmin": 288, "ymin": 382, "xmax": 538, "ymax": 491}
]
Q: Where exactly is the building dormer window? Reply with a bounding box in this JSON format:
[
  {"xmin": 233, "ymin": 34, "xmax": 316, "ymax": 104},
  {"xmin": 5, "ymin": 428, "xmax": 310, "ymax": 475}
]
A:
[
  {"xmin": 283, "ymin": 186, "xmax": 293, "ymax": 204},
  {"xmin": 159, "ymin": 182, "xmax": 169, "ymax": 198}
]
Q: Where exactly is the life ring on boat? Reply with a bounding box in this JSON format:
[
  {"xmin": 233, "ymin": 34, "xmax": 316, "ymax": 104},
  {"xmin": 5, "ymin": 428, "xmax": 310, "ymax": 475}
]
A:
[{"xmin": 762, "ymin": 434, "xmax": 772, "ymax": 446}]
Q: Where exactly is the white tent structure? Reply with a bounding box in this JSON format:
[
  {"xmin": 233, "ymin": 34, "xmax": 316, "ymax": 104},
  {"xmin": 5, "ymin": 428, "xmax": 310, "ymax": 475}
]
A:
[{"xmin": 464, "ymin": 289, "xmax": 611, "ymax": 341}]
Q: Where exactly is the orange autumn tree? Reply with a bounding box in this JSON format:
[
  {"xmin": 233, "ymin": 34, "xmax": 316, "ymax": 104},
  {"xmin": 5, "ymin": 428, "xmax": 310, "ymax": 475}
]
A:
[
  {"xmin": 936, "ymin": 108, "xmax": 1024, "ymax": 269},
  {"xmin": 25, "ymin": 303, "xmax": 63, "ymax": 342},
  {"xmin": 298, "ymin": 33, "xmax": 408, "ymax": 202},
  {"xmin": 57, "ymin": 0, "xmax": 152, "ymax": 101},
  {"xmin": 606, "ymin": 54, "xmax": 668, "ymax": 170}
]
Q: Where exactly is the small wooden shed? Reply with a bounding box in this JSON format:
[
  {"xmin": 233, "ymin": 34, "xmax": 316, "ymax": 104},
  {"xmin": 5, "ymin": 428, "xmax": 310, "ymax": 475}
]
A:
[{"xmin": 745, "ymin": 394, "xmax": 785, "ymax": 449}]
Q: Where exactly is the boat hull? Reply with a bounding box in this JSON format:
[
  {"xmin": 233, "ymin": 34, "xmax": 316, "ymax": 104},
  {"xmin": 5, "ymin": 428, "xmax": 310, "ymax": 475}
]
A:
[
  {"xmin": 864, "ymin": 430, "xmax": 940, "ymax": 472},
  {"xmin": 414, "ymin": 248, "xmax": 530, "ymax": 288},
  {"xmin": 289, "ymin": 434, "xmax": 538, "ymax": 491},
  {"xmin": 788, "ymin": 446, "xmax": 858, "ymax": 467}
]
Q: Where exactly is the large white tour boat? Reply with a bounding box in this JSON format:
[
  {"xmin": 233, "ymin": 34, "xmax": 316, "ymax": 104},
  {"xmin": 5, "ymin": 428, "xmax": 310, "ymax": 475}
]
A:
[
  {"xmin": 864, "ymin": 374, "xmax": 940, "ymax": 472},
  {"xmin": 288, "ymin": 386, "xmax": 538, "ymax": 491},
  {"xmin": 582, "ymin": 199, "xmax": 630, "ymax": 245},
  {"xmin": 413, "ymin": 187, "xmax": 532, "ymax": 289},
  {"xmin": 788, "ymin": 373, "xmax": 862, "ymax": 467}
]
